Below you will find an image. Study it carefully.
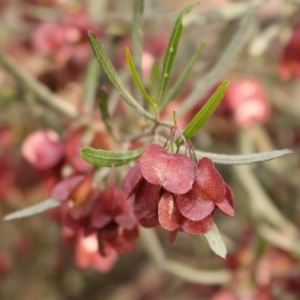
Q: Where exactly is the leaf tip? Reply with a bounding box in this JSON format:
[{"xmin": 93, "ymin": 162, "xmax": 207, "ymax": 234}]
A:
[
  {"xmin": 88, "ymin": 30, "xmax": 95, "ymax": 38},
  {"xmin": 3, "ymin": 215, "xmax": 11, "ymax": 222},
  {"xmin": 3, "ymin": 199, "xmax": 61, "ymax": 222},
  {"xmin": 285, "ymin": 148, "xmax": 293, "ymax": 154},
  {"xmin": 79, "ymin": 147, "xmax": 91, "ymax": 162},
  {"xmin": 80, "ymin": 146, "xmax": 88, "ymax": 153},
  {"xmin": 203, "ymin": 223, "xmax": 227, "ymax": 259},
  {"xmin": 3, "ymin": 212, "xmax": 21, "ymax": 222},
  {"xmin": 222, "ymin": 79, "xmax": 230, "ymax": 89}
]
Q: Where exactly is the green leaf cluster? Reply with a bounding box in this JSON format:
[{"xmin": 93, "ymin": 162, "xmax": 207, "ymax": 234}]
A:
[{"xmin": 88, "ymin": 3, "xmax": 201, "ymax": 119}]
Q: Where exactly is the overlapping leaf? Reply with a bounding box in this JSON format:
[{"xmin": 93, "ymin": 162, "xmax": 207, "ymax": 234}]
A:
[{"xmin": 139, "ymin": 144, "xmax": 195, "ymax": 194}]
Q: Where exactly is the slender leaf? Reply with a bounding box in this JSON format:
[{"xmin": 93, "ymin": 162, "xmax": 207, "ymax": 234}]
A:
[
  {"xmin": 194, "ymin": 148, "xmax": 293, "ymax": 165},
  {"xmin": 80, "ymin": 147, "xmax": 143, "ymax": 167},
  {"xmin": 158, "ymin": 3, "xmax": 198, "ymax": 103},
  {"xmin": 203, "ymin": 223, "xmax": 227, "ymax": 259},
  {"xmin": 3, "ymin": 198, "xmax": 61, "ymax": 221},
  {"xmin": 149, "ymin": 62, "xmax": 161, "ymax": 98},
  {"xmin": 161, "ymin": 43, "xmax": 205, "ymax": 112},
  {"xmin": 160, "ymin": 135, "xmax": 293, "ymax": 164},
  {"xmin": 88, "ymin": 31, "xmax": 154, "ymax": 120},
  {"xmin": 125, "ymin": 47, "xmax": 158, "ymax": 114},
  {"xmin": 183, "ymin": 80, "xmax": 229, "ymax": 140}
]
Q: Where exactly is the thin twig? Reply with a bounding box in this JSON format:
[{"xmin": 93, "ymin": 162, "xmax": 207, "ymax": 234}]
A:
[
  {"xmin": 270, "ymin": 86, "xmax": 300, "ymax": 119},
  {"xmin": 248, "ymin": 23, "xmax": 281, "ymax": 57},
  {"xmin": 139, "ymin": 227, "xmax": 231, "ymax": 285},
  {"xmin": 258, "ymin": 223, "xmax": 300, "ymax": 256},
  {"xmin": 185, "ymin": 0, "xmax": 263, "ymax": 26},
  {"xmin": 163, "ymin": 260, "xmax": 231, "ymax": 285},
  {"xmin": 132, "ymin": 0, "xmax": 144, "ymax": 87},
  {"xmin": 90, "ymin": 0, "xmax": 262, "ymax": 25},
  {"xmin": 0, "ymin": 51, "xmax": 78, "ymax": 118},
  {"xmin": 178, "ymin": 5, "xmax": 258, "ymax": 117},
  {"xmin": 232, "ymin": 129, "xmax": 297, "ymax": 233},
  {"xmin": 139, "ymin": 228, "xmax": 165, "ymax": 265}
]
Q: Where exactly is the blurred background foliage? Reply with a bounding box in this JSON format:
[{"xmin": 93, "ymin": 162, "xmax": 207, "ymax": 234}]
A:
[{"xmin": 1, "ymin": 0, "xmax": 300, "ymax": 299}]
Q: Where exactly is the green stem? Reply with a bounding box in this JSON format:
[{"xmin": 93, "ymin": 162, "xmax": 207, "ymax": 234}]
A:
[
  {"xmin": 160, "ymin": 42, "xmax": 205, "ymax": 112},
  {"xmin": 88, "ymin": 32, "xmax": 155, "ymax": 121},
  {"xmin": 186, "ymin": 0, "xmax": 262, "ymax": 26},
  {"xmin": 140, "ymin": 228, "xmax": 231, "ymax": 284},
  {"xmin": 0, "ymin": 51, "xmax": 78, "ymax": 118},
  {"xmin": 178, "ymin": 5, "xmax": 258, "ymax": 117},
  {"xmin": 233, "ymin": 129, "xmax": 297, "ymax": 232},
  {"xmin": 163, "ymin": 260, "xmax": 231, "ymax": 285}
]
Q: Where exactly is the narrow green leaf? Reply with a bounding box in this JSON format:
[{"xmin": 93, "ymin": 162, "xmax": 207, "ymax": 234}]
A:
[
  {"xmin": 203, "ymin": 223, "xmax": 227, "ymax": 259},
  {"xmin": 3, "ymin": 198, "xmax": 61, "ymax": 221},
  {"xmin": 88, "ymin": 31, "xmax": 154, "ymax": 120},
  {"xmin": 161, "ymin": 43, "xmax": 205, "ymax": 112},
  {"xmin": 99, "ymin": 89, "xmax": 109, "ymax": 120},
  {"xmin": 158, "ymin": 3, "xmax": 198, "ymax": 103},
  {"xmin": 194, "ymin": 148, "xmax": 293, "ymax": 165},
  {"xmin": 183, "ymin": 80, "xmax": 229, "ymax": 140},
  {"xmin": 80, "ymin": 147, "xmax": 143, "ymax": 167},
  {"xmin": 149, "ymin": 62, "xmax": 161, "ymax": 98},
  {"xmin": 125, "ymin": 47, "xmax": 158, "ymax": 114}
]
